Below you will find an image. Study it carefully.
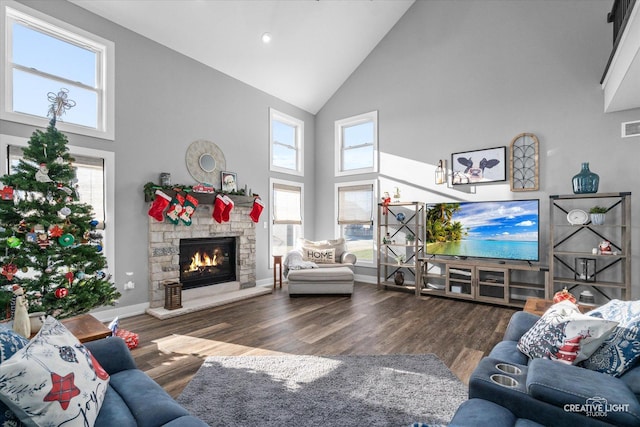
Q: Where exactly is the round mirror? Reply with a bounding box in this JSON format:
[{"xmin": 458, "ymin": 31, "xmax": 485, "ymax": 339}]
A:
[{"xmin": 199, "ymin": 153, "xmax": 216, "ymax": 173}]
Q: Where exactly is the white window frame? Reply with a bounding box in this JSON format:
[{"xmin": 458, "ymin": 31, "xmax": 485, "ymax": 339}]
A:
[
  {"xmin": 1, "ymin": 1, "xmax": 115, "ymax": 140},
  {"xmin": 335, "ymin": 179, "xmax": 377, "ymax": 266},
  {"xmin": 270, "ymin": 178, "xmax": 304, "ymax": 261},
  {"xmin": 269, "ymin": 108, "xmax": 304, "ymax": 176},
  {"xmin": 0, "ymin": 133, "xmax": 116, "ymax": 280},
  {"xmin": 335, "ymin": 110, "xmax": 378, "ymax": 176}
]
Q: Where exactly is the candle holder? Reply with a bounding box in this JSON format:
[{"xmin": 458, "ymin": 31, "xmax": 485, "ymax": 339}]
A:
[{"xmin": 575, "ymin": 258, "xmax": 596, "ymax": 282}]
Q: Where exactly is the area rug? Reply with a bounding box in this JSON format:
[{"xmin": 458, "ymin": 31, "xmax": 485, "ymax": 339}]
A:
[{"xmin": 177, "ymin": 354, "xmax": 467, "ymax": 426}]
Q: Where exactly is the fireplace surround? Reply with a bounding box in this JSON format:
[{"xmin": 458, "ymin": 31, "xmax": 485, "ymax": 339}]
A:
[
  {"xmin": 179, "ymin": 236, "xmax": 237, "ymax": 289},
  {"xmin": 147, "ymin": 202, "xmax": 256, "ymax": 309}
]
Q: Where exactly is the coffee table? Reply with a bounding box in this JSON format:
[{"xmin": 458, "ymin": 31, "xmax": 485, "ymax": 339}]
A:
[
  {"xmin": 523, "ymin": 297, "xmax": 592, "ymax": 317},
  {"xmin": 61, "ymin": 313, "xmax": 112, "ymax": 343}
]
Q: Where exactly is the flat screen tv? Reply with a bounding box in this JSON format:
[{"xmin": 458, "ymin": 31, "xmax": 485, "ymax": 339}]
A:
[{"xmin": 426, "ymin": 199, "xmax": 539, "ymax": 262}]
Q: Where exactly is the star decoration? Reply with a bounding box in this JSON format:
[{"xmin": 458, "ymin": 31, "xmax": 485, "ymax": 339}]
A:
[
  {"xmin": 43, "ymin": 372, "xmax": 80, "ymax": 410},
  {"xmin": 49, "ymin": 225, "xmax": 64, "ymax": 238}
]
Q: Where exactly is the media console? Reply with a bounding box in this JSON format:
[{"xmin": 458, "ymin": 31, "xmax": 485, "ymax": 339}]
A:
[{"xmin": 418, "ymin": 257, "xmax": 548, "ymax": 308}]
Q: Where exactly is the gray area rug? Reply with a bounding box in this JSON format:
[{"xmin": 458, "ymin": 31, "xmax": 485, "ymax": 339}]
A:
[{"xmin": 177, "ymin": 354, "xmax": 467, "ymax": 426}]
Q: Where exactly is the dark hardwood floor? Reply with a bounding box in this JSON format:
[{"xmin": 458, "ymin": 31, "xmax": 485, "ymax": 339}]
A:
[{"xmin": 121, "ymin": 282, "xmax": 518, "ymax": 398}]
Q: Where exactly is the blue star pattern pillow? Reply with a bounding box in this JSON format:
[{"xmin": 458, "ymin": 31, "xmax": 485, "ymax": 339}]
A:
[
  {"xmin": 583, "ymin": 300, "xmax": 640, "ymax": 376},
  {"xmin": 0, "ymin": 316, "xmax": 109, "ymax": 427},
  {"xmin": 0, "ymin": 326, "xmax": 29, "ymax": 427}
]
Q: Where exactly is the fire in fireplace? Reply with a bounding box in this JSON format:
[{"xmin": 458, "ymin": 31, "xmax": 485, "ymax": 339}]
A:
[{"xmin": 179, "ymin": 237, "xmax": 236, "ymax": 289}]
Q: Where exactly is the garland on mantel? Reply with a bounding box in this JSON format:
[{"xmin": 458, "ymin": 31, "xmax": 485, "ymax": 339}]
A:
[{"xmin": 143, "ymin": 182, "xmax": 254, "ymax": 202}]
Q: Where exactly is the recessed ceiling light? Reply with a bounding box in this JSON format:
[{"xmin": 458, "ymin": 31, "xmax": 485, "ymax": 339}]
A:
[{"xmin": 261, "ymin": 32, "xmax": 272, "ymax": 44}]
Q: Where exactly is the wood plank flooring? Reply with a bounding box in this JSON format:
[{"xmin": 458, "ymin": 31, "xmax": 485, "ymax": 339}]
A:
[{"xmin": 121, "ymin": 282, "xmax": 518, "ymax": 398}]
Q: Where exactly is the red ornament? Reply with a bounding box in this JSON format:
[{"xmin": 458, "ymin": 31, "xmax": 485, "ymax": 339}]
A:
[
  {"xmin": 553, "ymin": 287, "xmax": 577, "ymax": 304},
  {"xmin": 65, "ymin": 271, "xmax": 74, "ymax": 285},
  {"xmin": 1, "ymin": 264, "xmax": 18, "ymax": 281},
  {"xmin": 0, "ymin": 186, "xmax": 13, "ymax": 201},
  {"xmin": 49, "ymin": 225, "xmax": 64, "ymax": 238},
  {"xmin": 55, "ymin": 287, "xmax": 69, "ymax": 299}
]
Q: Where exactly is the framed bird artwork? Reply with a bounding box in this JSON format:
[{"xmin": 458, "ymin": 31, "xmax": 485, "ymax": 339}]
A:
[{"xmin": 451, "ymin": 146, "xmax": 506, "ymax": 185}]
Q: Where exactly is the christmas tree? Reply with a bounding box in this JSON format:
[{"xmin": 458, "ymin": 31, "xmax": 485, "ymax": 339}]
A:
[{"xmin": 0, "ymin": 89, "xmax": 120, "ymax": 319}]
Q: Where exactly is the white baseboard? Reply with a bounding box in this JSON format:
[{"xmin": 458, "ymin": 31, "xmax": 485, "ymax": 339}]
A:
[{"xmin": 90, "ymin": 302, "xmax": 149, "ymax": 322}]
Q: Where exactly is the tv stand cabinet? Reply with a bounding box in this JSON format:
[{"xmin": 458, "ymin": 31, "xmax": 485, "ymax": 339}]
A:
[{"xmin": 419, "ymin": 258, "xmax": 548, "ymax": 308}]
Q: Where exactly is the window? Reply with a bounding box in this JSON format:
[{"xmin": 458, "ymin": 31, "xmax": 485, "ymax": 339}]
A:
[
  {"xmin": 271, "ymin": 179, "xmax": 303, "ymax": 257},
  {"xmin": 336, "ymin": 181, "xmax": 376, "ymax": 264},
  {"xmin": 335, "ymin": 111, "xmax": 378, "ymax": 176},
  {"xmin": 270, "ymin": 108, "xmax": 303, "ymax": 175},
  {"xmin": 1, "ymin": 134, "xmax": 115, "ymax": 277},
  {"xmin": 1, "ymin": 1, "xmax": 115, "ymax": 140}
]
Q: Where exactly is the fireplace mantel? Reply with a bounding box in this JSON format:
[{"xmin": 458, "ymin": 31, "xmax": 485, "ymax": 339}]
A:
[{"xmin": 147, "ymin": 203, "xmax": 256, "ymax": 309}]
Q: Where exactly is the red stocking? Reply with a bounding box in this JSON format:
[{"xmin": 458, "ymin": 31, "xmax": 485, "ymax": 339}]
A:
[
  {"xmin": 249, "ymin": 196, "xmax": 264, "ymax": 223},
  {"xmin": 166, "ymin": 193, "xmax": 185, "ymax": 225},
  {"xmin": 212, "ymin": 194, "xmax": 227, "ymax": 224},
  {"xmin": 221, "ymin": 195, "xmax": 234, "ymax": 222},
  {"xmin": 148, "ymin": 190, "xmax": 171, "ymax": 222}
]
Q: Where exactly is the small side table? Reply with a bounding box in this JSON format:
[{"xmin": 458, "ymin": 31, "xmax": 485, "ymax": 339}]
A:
[
  {"xmin": 61, "ymin": 314, "xmax": 112, "ymax": 343},
  {"xmin": 523, "ymin": 298, "xmax": 592, "ymax": 317},
  {"xmin": 273, "ymin": 255, "xmax": 283, "ymax": 290}
]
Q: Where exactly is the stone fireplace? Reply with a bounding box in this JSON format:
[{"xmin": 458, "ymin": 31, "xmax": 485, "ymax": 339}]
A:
[{"xmin": 147, "ymin": 200, "xmax": 258, "ymax": 312}]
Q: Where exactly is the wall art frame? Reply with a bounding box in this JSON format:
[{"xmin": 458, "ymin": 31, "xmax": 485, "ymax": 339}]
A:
[
  {"xmin": 509, "ymin": 133, "xmax": 539, "ymax": 192},
  {"xmin": 451, "ymin": 146, "xmax": 506, "ymax": 185},
  {"xmin": 221, "ymin": 171, "xmax": 238, "ymax": 193}
]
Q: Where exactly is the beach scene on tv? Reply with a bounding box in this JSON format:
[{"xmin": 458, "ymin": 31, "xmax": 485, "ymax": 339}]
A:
[{"xmin": 426, "ymin": 200, "xmax": 539, "ymax": 261}]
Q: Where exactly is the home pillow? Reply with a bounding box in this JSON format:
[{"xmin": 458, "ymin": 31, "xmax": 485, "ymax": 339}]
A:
[
  {"xmin": 302, "ymin": 247, "xmax": 336, "ymax": 264},
  {"xmin": 298, "ymin": 238, "xmax": 346, "ymax": 259},
  {"xmin": 0, "ymin": 316, "xmax": 110, "ymax": 427},
  {"xmin": 0, "ymin": 328, "xmax": 29, "ymax": 427},
  {"xmin": 582, "ymin": 299, "xmax": 640, "ymax": 376},
  {"xmin": 517, "ymin": 300, "xmax": 618, "ymax": 365}
]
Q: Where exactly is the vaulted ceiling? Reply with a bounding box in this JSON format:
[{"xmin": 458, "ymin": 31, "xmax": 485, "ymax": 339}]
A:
[{"xmin": 69, "ymin": 0, "xmax": 415, "ymax": 114}]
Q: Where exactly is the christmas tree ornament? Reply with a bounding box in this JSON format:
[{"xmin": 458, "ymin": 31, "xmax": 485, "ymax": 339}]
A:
[
  {"xmin": 37, "ymin": 233, "xmax": 51, "ymax": 249},
  {"xmin": 35, "ymin": 163, "xmax": 53, "ymax": 183},
  {"xmin": 58, "ymin": 233, "xmax": 75, "ymax": 247},
  {"xmin": 26, "ymin": 232, "xmax": 37, "ymax": 243},
  {"xmin": 65, "ymin": 271, "xmax": 74, "ymax": 285},
  {"xmin": 21, "ymin": 266, "xmax": 28, "ymax": 273},
  {"xmin": 221, "ymin": 194, "xmax": 234, "ymax": 222},
  {"xmin": 148, "ymin": 190, "xmax": 172, "ymax": 222},
  {"xmin": 179, "ymin": 194, "xmax": 199, "ymax": 225},
  {"xmin": 17, "ymin": 220, "xmax": 28, "ymax": 233},
  {"xmin": 1, "ymin": 263, "xmax": 18, "ymax": 281},
  {"xmin": 58, "ymin": 206, "xmax": 71, "ymax": 218},
  {"xmin": 55, "ymin": 287, "xmax": 69, "ymax": 299},
  {"xmin": 76, "ymin": 271, "xmax": 85, "ymax": 280},
  {"xmin": 56, "ymin": 183, "xmax": 73, "ymax": 195},
  {"xmin": 0, "ymin": 186, "xmax": 13, "ymax": 201},
  {"xmin": 6, "ymin": 236, "xmax": 21, "ymax": 248},
  {"xmin": 48, "ymin": 225, "xmax": 64, "ymax": 238},
  {"xmin": 89, "ymin": 219, "xmax": 99, "ymax": 228},
  {"xmin": 95, "ymin": 243, "xmax": 103, "ymax": 252},
  {"xmin": 45, "ymin": 266, "xmax": 53, "ymax": 274},
  {"xmin": 166, "ymin": 193, "xmax": 185, "ymax": 224},
  {"xmin": 249, "ymin": 196, "xmax": 264, "ymax": 223}
]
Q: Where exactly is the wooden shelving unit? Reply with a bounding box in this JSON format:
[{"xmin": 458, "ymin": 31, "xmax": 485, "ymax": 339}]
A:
[
  {"xmin": 377, "ymin": 202, "xmax": 425, "ymax": 294},
  {"xmin": 549, "ymin": 192, "xmax": 631, "ymax": 302}
]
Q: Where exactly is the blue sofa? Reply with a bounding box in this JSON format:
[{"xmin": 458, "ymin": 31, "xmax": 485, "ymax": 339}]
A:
[
  {"xmin": 450, "ymin": 311, "xmax": 640, "ymax": 427},
  {"xmin": 84, "ymin": 337, "xmax": 209, "ymax": 427}
]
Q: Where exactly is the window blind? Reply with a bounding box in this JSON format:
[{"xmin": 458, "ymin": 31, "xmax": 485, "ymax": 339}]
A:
[
  {"xmin": 273, "ymin": 183, "xmax": 302, "ymax": 224},
  {"xmin": 337, "ymin": 184, "xmax": 373, "ymax": 224}
]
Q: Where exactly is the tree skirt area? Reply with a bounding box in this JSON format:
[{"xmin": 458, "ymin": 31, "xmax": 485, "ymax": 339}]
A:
[{"xmin": 177, "ymin": 354, "xmax": 467, "ymax": 426}]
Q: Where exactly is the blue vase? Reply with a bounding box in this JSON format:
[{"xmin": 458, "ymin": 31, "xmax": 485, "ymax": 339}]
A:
[{"xmin": 572, "ymin": 162, "xmax": 599, "ymax": 194}]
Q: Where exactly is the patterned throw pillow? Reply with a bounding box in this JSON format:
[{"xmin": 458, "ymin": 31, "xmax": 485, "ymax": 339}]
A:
[
  {"xmin": 0, "ymin": 327, "xmax": 29, "ymax": 427},
  {"xmin": 0, "ymin": 316, "xmax": 110, "ymax": 427},
  {"xmin": 582, "ymin": 300, "xmax": 640, "ymax": 376},
  {"xmin": 302, "ymin": 247, "xmax": 336, "ymax": 264},
  {"xmin": 517, "ymin": 301, "xmax": 618, "ymax": 365}
]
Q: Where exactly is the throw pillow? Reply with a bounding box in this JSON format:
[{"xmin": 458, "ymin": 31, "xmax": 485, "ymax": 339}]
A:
[
  {"xmin": 0, "ymin": 328, "xmax": 29, "ymax": 427},
  {"xmin": 302, "ymin": 247, "xmax": 336, "ymax": 264},
  {"xmin": 297, "ymin": 238, "xmax": 346, "ymax": 259},
  {"xmin": 517, "ymin": 301, "xmax": 618, "ymax": 365},
  {"xmin": 582, "ymin": 300, "xmax": 640, "ymax": 376},
  {"xmin": 0, "ymin": 316, "xmax": 110, "ymax": 427}
]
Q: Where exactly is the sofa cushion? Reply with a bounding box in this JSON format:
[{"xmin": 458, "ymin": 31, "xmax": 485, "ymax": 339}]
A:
[
  {"xmin": 0, "ymin": 316, "xmax": 109, "ymax": 427},
  {"xmin": 517, "ymin": 301, "xmax": 618, "ymax": 365},
  {"xmin": 0, "ymin": 327, "xmax": 29, "ymax": 427},
  {"xmin": 287, "ymin": 266, "xmax": 354, "ymax": 282},
  {"xmin": 302, "ymin": 246, "xmax": 335, "ymax": 264},
  {"xmin": 488, "ymin": 340, "xmax": 530, "ymax": 366},
  {"xmin": 582, "ymin": 299, "xmax": 640, "ymax": 376},
  {"xmin": 527, "ymin": 358, "xmax": 640, "ymax": 426}
]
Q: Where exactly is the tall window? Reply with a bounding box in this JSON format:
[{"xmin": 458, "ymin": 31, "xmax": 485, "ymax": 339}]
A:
[
  {"xmin": 335, "ymin": 111, "xmax": 378, "ymax": 176},
  {"xmin": 270, "ymin": 108, "xmax": 303, "ymax": 175},
  {"xmin": 271, "ymin": 179, "xmax": 303, "ymax": 257},
  {"xmin": 1, "ymin": 1, "xmax": 115, "ymax": 140},
  {"xmin": 336, "ymin": 181, "xmax": 375, "ymax": 264}
]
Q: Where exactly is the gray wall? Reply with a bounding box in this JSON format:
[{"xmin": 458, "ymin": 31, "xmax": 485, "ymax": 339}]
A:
[
  {"xmin": 316, "ymin": 0, "xmax": 640, "ymax": 296},
  {"xmin": 2, "ymin": 0, "xmax": 315, "ymax": 310}
]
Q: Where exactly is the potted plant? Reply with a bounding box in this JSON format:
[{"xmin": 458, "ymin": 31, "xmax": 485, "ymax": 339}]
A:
[
  {"xmin": 406, "ymin": 234, "xmax": 415, "ymax": 245},
  {"xmin": 589, "ymin": 206, "xmax": 607, "ymax": 225}
]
